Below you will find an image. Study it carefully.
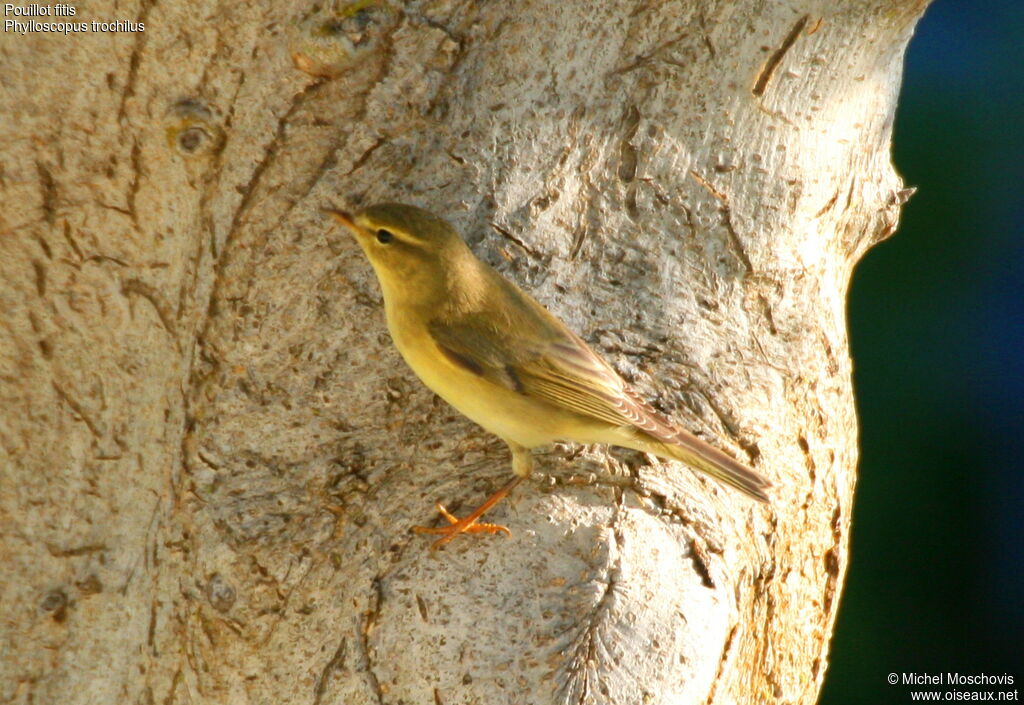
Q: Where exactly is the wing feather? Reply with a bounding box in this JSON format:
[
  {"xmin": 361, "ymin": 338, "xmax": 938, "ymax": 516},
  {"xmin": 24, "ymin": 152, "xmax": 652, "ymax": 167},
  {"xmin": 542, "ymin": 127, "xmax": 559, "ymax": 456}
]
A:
[
  {"xmin": 428, "ymin": 314, "xmax": 652, "ymax": 430},
  {"xmin": 427, "ymin": 312, "xmax": 770, "ymax": 501}
]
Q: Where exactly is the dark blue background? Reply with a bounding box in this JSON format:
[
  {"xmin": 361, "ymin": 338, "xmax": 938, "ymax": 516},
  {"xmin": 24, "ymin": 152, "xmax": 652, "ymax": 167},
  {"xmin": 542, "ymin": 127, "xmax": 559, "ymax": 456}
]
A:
[{"xmin": 823, "ymin": 2, "xmax": 1024, "ymax": 701}]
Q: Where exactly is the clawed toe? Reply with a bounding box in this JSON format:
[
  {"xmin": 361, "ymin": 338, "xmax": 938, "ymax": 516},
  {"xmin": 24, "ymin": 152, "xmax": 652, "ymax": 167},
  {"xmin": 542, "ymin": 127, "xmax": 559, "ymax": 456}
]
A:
[
  {"xmin": 412, "ymin": 477, "xmax": 523, "ymax": 549},
  {"xmin": 413, "ymin": 503, "xmax": 512, "ymax": 549}
]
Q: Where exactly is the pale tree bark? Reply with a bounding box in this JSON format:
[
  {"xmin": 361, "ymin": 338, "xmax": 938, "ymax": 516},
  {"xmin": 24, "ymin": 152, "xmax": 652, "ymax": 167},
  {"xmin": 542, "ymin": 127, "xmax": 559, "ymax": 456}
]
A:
[{"xmin": 0, "ymin": 1, "xmax": 928, "ymax": 703}]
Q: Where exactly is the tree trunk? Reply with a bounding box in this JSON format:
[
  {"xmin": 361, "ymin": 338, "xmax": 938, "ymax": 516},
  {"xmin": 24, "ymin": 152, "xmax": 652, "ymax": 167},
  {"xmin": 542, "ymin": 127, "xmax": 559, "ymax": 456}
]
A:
[{"xmin": 0, "ymin": 1, "xmax": 927, "ymax": 703}]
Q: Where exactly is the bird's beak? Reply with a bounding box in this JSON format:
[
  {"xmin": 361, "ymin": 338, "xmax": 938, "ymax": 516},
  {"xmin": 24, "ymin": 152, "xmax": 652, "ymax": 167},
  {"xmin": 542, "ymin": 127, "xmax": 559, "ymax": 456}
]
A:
[{"xmin": 322, "ymin": 207, "xmax": 364, "ymax": 237}]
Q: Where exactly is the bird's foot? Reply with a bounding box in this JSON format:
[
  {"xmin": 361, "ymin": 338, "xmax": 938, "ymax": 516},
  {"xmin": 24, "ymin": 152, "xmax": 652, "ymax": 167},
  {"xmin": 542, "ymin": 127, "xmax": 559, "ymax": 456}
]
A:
[
  {"xmin": 413, "ymin": 503, "xmax": 512, "ymax": 549},
  {"xmin": 412, "ymin": 477, "xmax": 523, "ymax": 549}
]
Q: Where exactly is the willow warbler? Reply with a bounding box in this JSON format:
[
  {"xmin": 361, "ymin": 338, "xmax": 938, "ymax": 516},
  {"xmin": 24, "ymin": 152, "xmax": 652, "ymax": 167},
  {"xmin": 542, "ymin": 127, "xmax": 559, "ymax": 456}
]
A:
[{"xmin": 326, "ymin": 203, "xmax": 770, "ymax": 548}]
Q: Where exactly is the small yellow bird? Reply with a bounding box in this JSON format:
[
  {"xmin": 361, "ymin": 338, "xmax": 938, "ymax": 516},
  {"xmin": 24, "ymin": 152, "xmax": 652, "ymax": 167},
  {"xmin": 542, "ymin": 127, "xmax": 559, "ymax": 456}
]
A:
[{"xmin": 327, "ymin": 203, "xmax": 769, "ymax": 548}]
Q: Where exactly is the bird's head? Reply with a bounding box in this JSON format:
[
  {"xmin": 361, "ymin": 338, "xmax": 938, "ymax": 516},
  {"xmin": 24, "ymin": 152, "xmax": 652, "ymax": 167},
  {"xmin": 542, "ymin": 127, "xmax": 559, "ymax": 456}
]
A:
[{"xmin": 325, "ymin": 202, "xmax": 470, "ymax": 305}]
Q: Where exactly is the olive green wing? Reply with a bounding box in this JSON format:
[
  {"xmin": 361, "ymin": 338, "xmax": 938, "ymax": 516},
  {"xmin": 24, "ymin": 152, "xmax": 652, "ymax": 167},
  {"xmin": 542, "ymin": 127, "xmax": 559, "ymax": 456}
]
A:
[
  {"xmin": 427, "ymin": 314, "xmax": 771, "ymax": 501},
  {"xmin": 425, "ymin": 315, "xmax": 532, "ymax": 395},
  {"xmin": 426, "ymin": 314, "xmax": 662, "ymax": 431}
]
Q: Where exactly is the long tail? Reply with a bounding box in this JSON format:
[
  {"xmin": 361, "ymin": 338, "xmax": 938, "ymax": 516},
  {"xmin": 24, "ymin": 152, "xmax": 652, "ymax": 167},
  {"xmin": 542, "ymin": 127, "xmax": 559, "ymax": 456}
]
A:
[
  {"xmin": 648, "ymin": 428, "xmax": 771, "ymax": 502},
  {"xmin": 615, "ymin": 387, "xmax": 771, "ymax": 501}
]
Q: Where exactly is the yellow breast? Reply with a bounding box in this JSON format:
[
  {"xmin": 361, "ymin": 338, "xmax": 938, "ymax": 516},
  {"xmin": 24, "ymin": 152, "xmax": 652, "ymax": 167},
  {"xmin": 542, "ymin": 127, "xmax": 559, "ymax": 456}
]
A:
[{"xmin": 384, "ymin": 309, "xmax": 599, "ymax": 449}]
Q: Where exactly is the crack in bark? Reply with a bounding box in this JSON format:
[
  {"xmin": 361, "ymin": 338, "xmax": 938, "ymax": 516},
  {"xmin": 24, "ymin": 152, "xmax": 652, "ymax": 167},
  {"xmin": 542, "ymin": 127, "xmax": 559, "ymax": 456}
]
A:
[
  {"xmin": 192, "ymin": 67, "xmax": 249, "ymax": 270},
  {"xmin": 703, "ymin": 623, "xmax": 738, "ymax": 705},
  {"xmin": 797, "ymin": 433, "xmax": 816, "ymax": 482},
  {"xmin": 822, "ymin": 506, "xmax": 843, "ymax": 613},
  {"xmin": 752, "ymin": 15, "xmax": 809, "ymax": 97},
  {"xmin": 607, "ymin": 30, "xmax": 690, "ymax": 76},
  {"xmin": 680, "ymin": 202, "xmax": 697, "ymax": 239},
  {"xmin": 97, "ymin": 202, "xmax": 133, "ymax": 218},
  {"xmin": 617, "ymin": 104, "xmax": 641, "ymax": 184},
  {"xmin": 258, "ymin": 551, "xmax": 321, "ymax": 646},
  {"xmin": 36, "ymin": 160, "xmax": 58, "ymax": 226},
  {"xmin": 270, "ymin": 136, "xmax": 343, "ymax": 236},
  {"xmin": 122, "ymin": 278, "xmax": 180, "ymax": 352},
  {"xmin": 222, "ymin": 80, "xmax": 329, "ymax": 257},
  {"xmin": 148, "ymin": 599, "xmax": 158, "ymax": 652},
  {"xmin": 568, "ymin": 222, "xmax": 589, "ymax": 260},
  {"xmin": 689, "ymin": 536, "xmax": 716, "ymax": 589},
  {"xmin": 45, "ymin": 542, "xmax": 107, "ymax": 557},
  {"xmin": 490, "ymin": 221, "xmax": 543, "ymax": 260},
  {"xmin": 313, "ymin": 637, "xmax": 347, "ymax": 705},
  {"xmin": 160, "ymin": 667, "xmax": 182, "ymax": 705},
  {"xmin": 358, "ymin": 577, "xmax": 386, "ymax": 704},
  {"xmin": 756, "ymin": 294, "xmax": 778, "ymax": 336},
  {"xmin": 127, "ymin": 138, "xmax": 142, "ymax": 226},
  {"xmin": 52, "ymin": 381, "xmax": 101, "ymax": 439},
  {"xmin": 814, "ymin": 188, "xmax": 840, "ymax": 218},
  {"xmin": 688, "ymin": 172, "xmax": 755, "ymax": 272},
  {"xmin": 697, "ymin": 10, "xmax": 716, "ymax": 58},
  {"xmin": 720, "ymin": 205, "xmax": 754, "ymax": 273},
  {"xmin": 843, "ymin": 173, "xmax": 857, "ymax": 212},
  {"xmin": 60, "ymin": 221, "xmax": 83, "ymax": 260},
  {"xmin": 688, "ymin": 169, "xmax": 727, "ymax": 203},
  {"xmin": 344, "ymin": 136, "xmax": 387, "ymax": 176},
  {"xmin": 31, "ymin": 260, "xmax": 46, "ymax": 297},
  {"xmin": 116, "ymin": 0, "xmax": 155, "ymax": 123}
]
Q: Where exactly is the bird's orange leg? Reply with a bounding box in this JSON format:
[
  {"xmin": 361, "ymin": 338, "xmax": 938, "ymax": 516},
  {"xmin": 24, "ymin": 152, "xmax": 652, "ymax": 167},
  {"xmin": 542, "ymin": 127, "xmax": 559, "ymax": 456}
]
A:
[{"xmin": 413, "ymin": 476, "xmax": 523, "ymax": 549}]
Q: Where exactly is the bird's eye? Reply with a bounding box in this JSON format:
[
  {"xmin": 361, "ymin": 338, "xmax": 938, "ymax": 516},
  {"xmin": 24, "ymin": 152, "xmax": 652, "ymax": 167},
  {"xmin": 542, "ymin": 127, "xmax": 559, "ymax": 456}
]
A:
[{"xmin": 376, "ymin": 229, "xmax": 394, "ymax": 244}]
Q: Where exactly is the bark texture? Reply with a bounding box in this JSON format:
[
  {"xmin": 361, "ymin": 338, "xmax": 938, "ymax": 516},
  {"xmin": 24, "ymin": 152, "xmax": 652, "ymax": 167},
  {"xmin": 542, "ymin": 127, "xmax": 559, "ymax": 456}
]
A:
[{"xmin": 0, "ymin": 1, "xmax": 927, "ymax": 703}]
